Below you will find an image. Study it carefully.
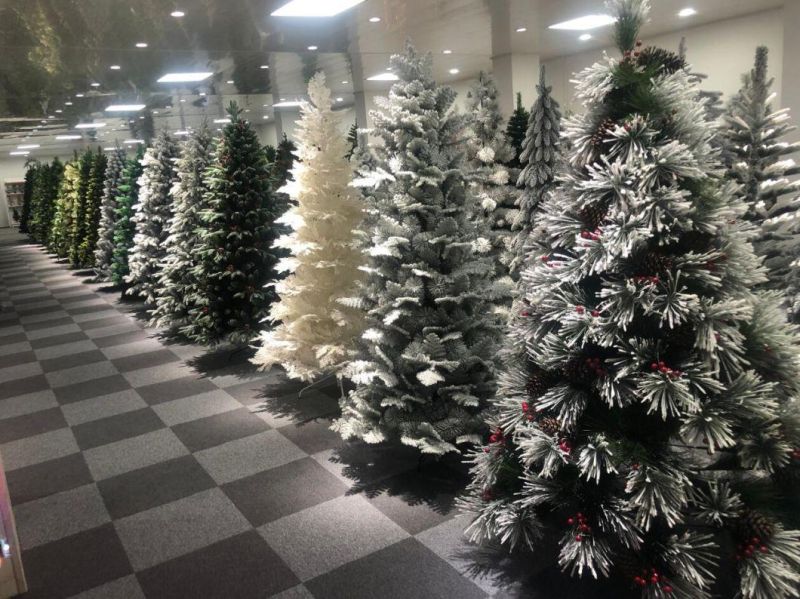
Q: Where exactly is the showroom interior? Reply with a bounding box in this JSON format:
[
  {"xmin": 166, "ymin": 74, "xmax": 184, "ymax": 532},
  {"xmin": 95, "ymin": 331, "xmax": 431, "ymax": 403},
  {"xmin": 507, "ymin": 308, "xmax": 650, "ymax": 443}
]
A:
[{"xmin": 1, "ymin": 0, "xmax": 799, "ymax": 598}]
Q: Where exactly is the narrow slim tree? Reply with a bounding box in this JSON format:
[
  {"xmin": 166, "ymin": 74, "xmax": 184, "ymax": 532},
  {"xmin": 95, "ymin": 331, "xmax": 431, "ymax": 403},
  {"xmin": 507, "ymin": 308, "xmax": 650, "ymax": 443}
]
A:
[
  {"xmin": 335, "ymin": 43, "xmax": 505, "ymax": 455},
  {"xmin": 49, "ymin": 159, "xmax": 81, "ymax": 259},
  {"xmin": 461, "ymin": 2, "xmax": 800, "ymax": 598},
  {"xmin": 69, "ymin": 150, "xmax": 96, "ymax": 267},
  {"xmin": 19, "ymin": 163, "xmax": 37, "ymax": 234},
  {"xmin": 183, "ymin": 103, "xmax": 284, "ymax": 345},
  {"xmin": 505, "ymin": 92, "xmax": 531, "ymax": 169},
  {"xmin": 75, "ymin": 151, "xmax": 108, "ymax": 267},
  {"xmin": 110, "ymin": 148, "xmax": 145, "ymax": 286},
  {"xmin": 150, "ymin": 125, "xmax": 215, "ymax": 329},
  {"xmin": 252, "ymin": 73, "xmax": 366, "ymax": 381},
  {"xmin": 94, "ymin": 147, "xmax": 127, "ymax": 280},
  {"xmin": 29, "ymin": 159, "xmax": 64, "ymax": 245},
  {"xmin": 126, "ymin": 131, "xmax": 180, "ymax": 304}
]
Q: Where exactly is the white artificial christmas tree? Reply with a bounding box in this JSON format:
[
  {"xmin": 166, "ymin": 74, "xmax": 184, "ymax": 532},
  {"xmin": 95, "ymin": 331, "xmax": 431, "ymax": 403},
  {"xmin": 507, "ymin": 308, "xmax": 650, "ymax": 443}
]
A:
[
  {"xmin": 335, "ymin": 43, "xmax": 506, "ymax": 455},
  {"xmin": 126, "ymin": 130, "xmax": 180, "ymax": 304},
  {"xmin": 150, "ymin": 125, "xmax": 215, "ymax": 329},
  {"xmin": 252, "ymin": 73, "xmax": 366, "ymax": 381},
  {"xmin": 94, "ymin": 147, "xmax": 127, "ymax": 280}
]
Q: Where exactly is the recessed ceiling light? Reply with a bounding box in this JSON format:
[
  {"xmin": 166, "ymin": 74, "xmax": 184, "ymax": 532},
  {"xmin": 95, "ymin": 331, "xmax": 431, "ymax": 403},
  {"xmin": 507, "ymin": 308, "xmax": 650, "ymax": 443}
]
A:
[
  {"xmin": 153, "ymin": 110, "xmax": 160, "ymax": 115},
  {"xmin": 213, "ymin": 118, "xmax": 231, "ymax": 123},
  {"xmin": 10, "ymin": 151, "xmax": 30, "ymax": 156},
  {"xmin": 136, "ymin": 42, "xmax": 148, "ymax": 48},
  {"xmin": 369, "ymin": 16, "xmax": 381, "ymax": 23},
  {"xmin": 179, "ymin": 99, "xmax": 186, "ymax": 103},
  {"xmin": 199, "ymin": 92, "xmax": 206, "ymax": 96},
  {"xmin": 103, "ymin": 147, "xmax": 118, "ymax": 151},
  {"xmin": 271, "ymin": 0, "xmax": 366, "ymax": 17},
  {"xmin": 157, "ymin": 72, "xmax": 213, "ymax": 83},
  {"xmin": 367, "ymin": 72, "xmax": 400, "ymax": 81},
  {"xmin": 65, "ymin": 101, "xmax": 73, "ymax": 106},
  {"xmin": 335, "ymin": 97, "xmax": 344, "ymax": 102},
  {"xmin": 341, "ymin": 80, "xmax": 349, "ymax": 84},
  {"xmin": 75, "ymin": 122, "xmax": 107, "ymax": 129},
  {"xmin": 105, "ymin": 104, "xmax": 146, "ymax": 112},
  {"xmin": 90, "ymin": 82, "xmax": 100, "ymax": 87},
  {"xmin": 174, "ymin": 130, "xmax": 190, "ymax": 136},
  {"xmin": 549, "ymin": 14, "xmax": 616, "ymax": 30},
  {"xmin": 47, "ymin": 115, "xmax": 55, "ymax": 119},
  {"xmin": 273, "ymin": 100, "xmax": 305, "ymax": 107},
  {"xmin": 138, "ymin": 116, "xmax": 145, "ymax": 119},
  {"xmin": 260, "ymin": 65, "xmax": 269, "ymax": 69},
  {"xmin": 307, "ymin": 45, "xmax": 318, "ymax": 51},
  {"xmin": 579, "ymin": 33, "xmax": 592, "ymax": 41},
  {"xmin": 516, "ymin": 27, "xmax": 527, "ymax": 33},
  {"xmin": 263, "ymin": 115, "xmax": 270, "ymax": 119},
  {"xmin": 678, "ymin": 7, "xmax": 697, "ymax": 17},
  {"xmin": 75, "ymin": 93, "xmax": 85, "ymax": 98},
  {"xmin": 245, "ymin": 109, "xmax": 251, "ymax": 112},
  {"xmin": 280, "ymin": 98, "xmax": 286, "ymax": 101},
  {"xmin": 449, "ymin": 68, "xmax": 460, "ymax": 75},
  {"xmin": 226, "ymin": 80, "xmax": 235, "ymax": 84},
  {"xmin": 56, "ymin": 135, "xmax": 82, "ymax": 140},
  {"xmin": 124, "ymin": 139, "xmax": 145, "ymax": 144},
  {"xmin": 17, "ymin": 144, "xmax": 40, "ymax": 149},
  {"xmin": 171, "ymin": 10, "xmax": 185, "ymax": 17},
  {"xmin": 55, "ymin": 109, "xmax": 63, "ymax": 113},
  {"xmin": 442, "ymin": 49, "xmax": 452, "ymax": 54},
  {"xmin": 110, "ymin": 65, "xmax": 121, "ymax": 70}
]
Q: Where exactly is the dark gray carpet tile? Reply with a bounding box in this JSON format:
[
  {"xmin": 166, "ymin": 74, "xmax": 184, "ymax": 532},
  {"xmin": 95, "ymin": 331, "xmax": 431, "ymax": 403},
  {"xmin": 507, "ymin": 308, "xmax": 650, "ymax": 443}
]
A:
[
  {"xmin": 6, "ymin": 453, "xmax": 93, "ymax": 505},
  {"xmin": 71, "ymin": 408, "xmax": 166, "ymax": 450},
  {"xmin": 52, "ymin": 374, "xmax": 132, "ymax": 404},
  {"xmin": 0, "ymin": 407, "xmax": 68, "ymax": 444}
]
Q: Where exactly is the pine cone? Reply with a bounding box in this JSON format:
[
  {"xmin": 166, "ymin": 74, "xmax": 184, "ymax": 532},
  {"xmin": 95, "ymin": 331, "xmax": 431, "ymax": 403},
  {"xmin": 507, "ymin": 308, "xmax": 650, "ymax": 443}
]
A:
[
  {"xmin": 561, "ymin": 358, "xmax": 594, "ymax": 385},
  {"xmin": 526, "ymin": 368, "xmax": 553, "ymax": 398},
  {"xmin": 537, "ymin": 417, "xmax": 561, "ymax": 436},
  {"xmin": 590, "ymin": 118, "xmax": 615, "ymax": 147},
  {"xmin": 580, "ymin": 202, "xmax": 608, "ymax": 230},
  {"xmin": 735, "ymin": 509, "xmax": 776, "ymax": 541},
  {"xmin": 639, "ymin": 251, "xmax": 674, "ymax": 276},
  {"xmin": 637, "ymin": 47, "xmax": 686, "ymax": 75}
]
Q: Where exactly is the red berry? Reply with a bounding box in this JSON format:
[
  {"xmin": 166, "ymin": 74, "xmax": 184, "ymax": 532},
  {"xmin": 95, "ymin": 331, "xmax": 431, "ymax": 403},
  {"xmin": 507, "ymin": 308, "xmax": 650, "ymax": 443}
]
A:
[
  {"xmin": 541, "ymin": 255, "xmax": 549, "ymax": 262},
  {"xmin": 577, "ymin": 512, "xmax": 584, "ymax": 519},
  {"xmin": 650, "ymin": 575, "xmax": 659, "ymax": 584},
  {"xmin": 650, "ymin": 362, "xmax": 658, "ymax": 370},
  {"xmin": 567, "ymin": 517, "xmax": 574, "ymax": 525},
  {"xmin": 521, "ymin": 401, "xmax": 529, "ymax": 412},
  {"xmin": 760, "ymin": 546, "xmax": 768, "ymax": 553},
  {"xmin": 591, "ymin": 310, "xmax": 600, "ymax": 317},
  {"xmin": 663, "ymin": 586, "xmax": 673, "ymax": 594},
  {"xmin": 576, "ymin": 305, "xmax": 585, "ymax": 314},
  {"xmin": 575, "ymin": 535, "xmax": 582, "ymax": 542}
]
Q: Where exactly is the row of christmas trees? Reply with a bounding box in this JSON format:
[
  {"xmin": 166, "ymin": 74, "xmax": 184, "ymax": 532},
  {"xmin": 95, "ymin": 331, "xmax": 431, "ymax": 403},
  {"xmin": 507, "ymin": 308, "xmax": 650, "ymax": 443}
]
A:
[{"xmin": 18, "ymin": 0, "xmax": 800, "ymax": 593}]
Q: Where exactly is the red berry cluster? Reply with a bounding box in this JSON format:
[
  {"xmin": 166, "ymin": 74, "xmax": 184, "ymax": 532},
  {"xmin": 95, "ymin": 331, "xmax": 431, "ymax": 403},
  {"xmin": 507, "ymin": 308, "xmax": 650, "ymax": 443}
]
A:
[
  {"xmin": 575, "ymin": 305, "xmax": 601, "ymax": 317},
  {"xmin": 558, "ymin": 438, "xmax": 572, "ymax": 455},
  {"xmin": 650, "ymin": 361, "xmax": 682, "ymax": 378},
  {"xmin": 791, "ymin": 448, "xmax": 800, "ymax": 461},
  {"xmin": 580, "ymin": 229, "xmax": 601, "ymax": 241},
  {"xmin": 585, "ymin": 357, "xmax": 606, "ymax": 377},
  {"xmin": 483, "ymin": 428, "xmax": 506, "ymax": 453},
  {"xmin": 622, "ymin": 40, "xmax": 644, "ymax": 63},
  {"xmin": 632, "ymin": 568, "xmax": 672, "ymax": 594},
  {"xmin": 521, "ymin": 401, "xmax": 536, "ymax": 421},
  {"xmin": 520, "ymin": 309, "xmax": 531, "ymax": 317},
  {"xmin": 632, "ymin": 275, "xmax": 660, "ymax": 284},
  {"xmin": 540, "ymin": 255, "xmax": 549, "ymax": 263},
  {"xmin": 736, "ymin": 537, "xmax": 769, "ymax": 560},
  {"xmin": 567, "ymin": 512, "xmax": 591, "ymax": 541}
]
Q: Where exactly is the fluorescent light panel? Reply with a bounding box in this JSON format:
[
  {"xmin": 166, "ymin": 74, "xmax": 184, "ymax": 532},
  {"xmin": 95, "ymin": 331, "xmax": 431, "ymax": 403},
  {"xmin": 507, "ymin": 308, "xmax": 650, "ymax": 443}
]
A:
[
  {"xmin": 56, "ymin": 135, "xmax": 82, "ymax": 140},
  {"xmin": 213, "ymin": 118, "xmax": 231, "ymax": 123},
  {"xmin": 272, "ymin": 100, "xmax": 305, "ymax": 107},
  {"xmin": 75, "ymin": 122, "xmax": 107, "ymax": 129},
  {"xmin": 157, "ymin": 72, "xmax": 213, "ymax": 83},
  {"xmin": 271, "ymin": 0, "xmax": 366, "ymax": 17},
  {"xmin": 105, "ymin": 104, "xmax": 146, "ymax": 112},
  {"xmin": 549, "ymin": 14, "xmax": 616, "ymax": 30},
  {"xmin": 9, "ymin": 151, "xmax": 29, "ymax": 156},
  {"xmin": 678, "ymin": 8, "xmax": 697, "ymax": 17},
  {"xmin": 17, "ymin": 144, "xmax": 40, "ymax": 149},
  {"xmin": 367, "ymin": 72, "xmax": 399, "ymax": 81},
  {"xmin": 124, "ymin": 139, "xmax": 145, "ymax": 144}
]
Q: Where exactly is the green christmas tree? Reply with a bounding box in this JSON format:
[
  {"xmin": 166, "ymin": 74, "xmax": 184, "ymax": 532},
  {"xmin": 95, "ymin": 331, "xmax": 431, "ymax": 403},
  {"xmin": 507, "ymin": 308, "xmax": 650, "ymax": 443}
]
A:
[
  {"xmin": 346, "ymin": 121, "xmax": 359, "ymax": 160},
  {"xmin": 182, "ymin": 103, "xmax": 284, "ymax": 345},
  {"xmin": 94, "ymin": 147, "xmax": 127, "ymax": 280},
  {"xmin": 505, "ymin": 91, "xmax": 531, "ymax": 170},
  {"xmin": 272, "ymin": 132, "xmax": 297, "ymax": 189},
  {"xmin": 75, "ymin": 151, "xmax": 108, "ymax": 267},
  {"xmin": 29, "ymin": 159, "xmax": 64, "ymax": 245},
  {"xmin": 68, "ymin": 150, "xmax": 96, "ymax": 267},
  {"xmin": 18, "ymin": 162, "xmax": 37, "ymax": 235},
  {"xmin": 460, "ymin": 2, "xmax": 800, "ymax": 598},
  {"xmin": 49, "ymin": 157, "xmax": 81, "ymax": 259},
  {"xmin": 150, "ymin": 125, "xmax": 215, "ymax": 330},
  {"xmin": 335, "ymin": 43, "xmax": 505, "ymax": 455},
  {"xmin": 110, "ymin": 148, "xmax": 145, "ymax": 285}
]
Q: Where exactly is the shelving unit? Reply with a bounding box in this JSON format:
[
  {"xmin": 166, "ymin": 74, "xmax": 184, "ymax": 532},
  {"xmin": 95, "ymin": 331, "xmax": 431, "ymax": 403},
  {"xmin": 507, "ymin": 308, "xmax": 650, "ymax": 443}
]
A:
[{"xmin": 3, "ymin": 181, "xmax": 24, "ymax": 228}]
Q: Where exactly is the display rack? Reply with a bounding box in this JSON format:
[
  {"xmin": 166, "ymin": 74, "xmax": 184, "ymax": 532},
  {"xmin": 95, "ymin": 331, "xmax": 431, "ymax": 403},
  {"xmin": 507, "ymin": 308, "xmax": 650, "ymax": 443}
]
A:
[{"xmin": 3, "ymin": 181, "xmax": 24, "ymax": 228}]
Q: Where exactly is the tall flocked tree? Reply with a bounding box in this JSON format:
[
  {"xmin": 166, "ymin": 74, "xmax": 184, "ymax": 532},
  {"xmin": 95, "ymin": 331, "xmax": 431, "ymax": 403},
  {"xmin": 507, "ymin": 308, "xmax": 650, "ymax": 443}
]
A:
[
  {"xmin": 335, "ymin": 43, "xmax": 505, "ymax": 455},
  {"xmin": 110, "ymin": 148, "xmax": 145, "ymax": 285},
  {"xmin": 94, "ymin": 147, "xmax": 127, "ymax": 280},
  {"xmin": 722, "ymin": 46, "xmax": 800, "ymax": 322},
  {"xmin": 126, "ymin": 131, "xmax": 180, "ymax": 304},
  {"xmin": 150, "ymin": 125, "xmax": 215, "ymax": 330},
  {"xmin": 465, "ymin": 71, "xmax": 519, "ymax": 275},
  {"xmin": 509, "ymin": 65, "xmax": 562, "ymax": 276},
  {"xmin": 460, "ymin": 2, "xmax": 800, "ymax": 598},
  {"xmin": 253, "ymin": 73, "xmax": 366, "ymax": 381},
  {"xmin": 183, "ymin": 103, "xmax": 284, "ymax": 345}
]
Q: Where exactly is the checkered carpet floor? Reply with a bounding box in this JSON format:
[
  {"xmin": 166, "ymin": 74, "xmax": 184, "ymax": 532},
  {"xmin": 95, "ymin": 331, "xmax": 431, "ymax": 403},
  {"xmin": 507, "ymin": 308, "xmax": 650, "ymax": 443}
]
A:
[{"xmin": 0, "ymin": 229, "xmax": 537, "ymax": 599}]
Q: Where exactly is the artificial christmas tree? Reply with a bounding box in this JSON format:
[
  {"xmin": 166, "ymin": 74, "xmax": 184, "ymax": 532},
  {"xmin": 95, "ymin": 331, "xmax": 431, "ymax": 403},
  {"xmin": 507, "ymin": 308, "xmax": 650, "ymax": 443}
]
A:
[
  {"xmin": 509, "ymin": 65, "xmax": 561, "ymax": 276},
  {"xmin": 335, "ymin": 43, "xmax": 505, "ymax": 455},
  {"xmin": 28, "ymin": 159, "xmax": 64, "ymax": 245},
  {"xmin": 68, "ymin": 150, "xmax": 96, "ymax": 267},
  {"xmin": 722, "ymin": 46, "xmax": 800, "ymax": 322},
  {"xmin": 252, "ymin": 73, "xmax": 366, "ymax": 381},
  {"xmin": 75, "ymin": 151, "xmax": 108, "ymax": 267},
  {"xmin": 18, "ymin": 162, "xmax": 36, "ymax": 234},
  {"xmin": 94, "ymin": 147, "xmax": 127, "ymax": 280},
  {"xmin": 110, "ymin": 148, "xmax": 145, "ymax": 285},
  {"xmin": 183, "ymin": 103, "xmax": 283, "ymax": 345},
  {"xmin": 465, "ymin": 71, "xmax": 518, "ymax": 274},
  {"xmin": 460, "ymin": 2, "xmax": 800, "ymax": 598},
  {"xmin": 49, "ymin": 158, "xmax": 81, "ymax": 259},
  {"xmin": 346, "ymin": 122, "xmax": 359, "ymax": 160},
  {"xmin": 272, "ymin": 133, "xmax": 297, "ymax": 189},
  {"xmin": 150, "ymin": 125, "xmax": 215, "ymax": 330},
  {"xmin": 126, "ymin": 131, "xmax": 180, "ymax": 304},
  {"xmin": 505, "ymin": 92, "xmax": 530, "ymax": 170}
]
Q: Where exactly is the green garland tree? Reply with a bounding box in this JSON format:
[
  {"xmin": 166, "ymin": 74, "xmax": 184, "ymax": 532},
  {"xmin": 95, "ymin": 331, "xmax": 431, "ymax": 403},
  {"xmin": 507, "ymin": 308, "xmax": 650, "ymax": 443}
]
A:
[
  {"xmin": 505, "ymin": 92, "xmax": 531, "ymax": 169},
  {"xmin": 126, "ymin": 131, "xmax": 180, "ymax": 304},
  {"xmin": 94, "ymin": 147, "xmax": 127, "ymax": 280},
  {"xmin": 68, "ymin": 150, "xmax": 95, "ymax": 267},
  {"xmin": 49, "ymin": 158, "xmax": 81, "ymax": 259},
  {"xmin": 110, "ymin": 148, "xmax": 145, "ymax": 285},
  {"xmin": 721, "ymin": 46, "xmax": 800, "ymax": 322},
  {"xmin": 75, "ymin": 151, "xmax": 108, "ymax": 267},
  {"xmin": 460, "ymin": 2, "xmax": 800, "ymax": 598},
  {"xmin": 182, "ymin": 103, "xmax": 284, "ymax": 345},
  {"xmin": 150, "ymin": 125, "xmax": 215, "ymax": 329},
  {"xmin": 335, "ymin": 43, "xmax": 505, "ymax": 455}
]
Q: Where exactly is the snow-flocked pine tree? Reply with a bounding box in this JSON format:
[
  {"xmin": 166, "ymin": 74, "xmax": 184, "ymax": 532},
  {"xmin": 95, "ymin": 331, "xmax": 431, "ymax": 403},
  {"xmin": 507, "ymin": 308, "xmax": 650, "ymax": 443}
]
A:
[
  {"xmin": 110, "ymin": 148, "xmax": 145, "ymax": 285},
  {"xmin": 335, "ymin": 43, "xmax": 505, "ymax": 455},
  {"xmin": 150, "ymin": 125, "xmax": 215, "ymax": 330},
  {"xmin": 722, "ymin": 46, "xmax": 800, "ymax": 322},
  {"xmin": 94, "ymin": 148, "xmax": 127, "ymax": 280},
  {"xmin": 49, "ymin": 158, "xmax": 81, "ymax": 259},
  {"xmin": 75, "ymin": 151, "xmax": 108, "ymax": 267},
  {"xmin": 465, "ymin": 71, "xmax": 518, "ymax": 274},
  {"xmin": 506, "ymin": 92, "xmax": 530, "ymax": 170},
  {"xmin": 183, "ymin": 103, "xmax": 284, "ymax": 345},
  {"xmin": 252, "ymin": 73, "xmax": 366, "ymax": 381},
  {"xmin": 509, "ymin": 65, "xmax": 561, "ymax": 276},
  {"xmin": 460, "ymin": 3, "xmax": 800, "ymax": 598},
  {"xmin": 126, "ymin": 131, "xmax": 180, "ymax": 304}
]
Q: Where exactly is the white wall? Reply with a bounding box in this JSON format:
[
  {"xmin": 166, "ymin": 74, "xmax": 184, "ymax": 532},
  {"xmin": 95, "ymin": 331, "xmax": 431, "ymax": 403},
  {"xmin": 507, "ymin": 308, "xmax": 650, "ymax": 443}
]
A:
[{"xmin": 544, "ymin": 8, "xmax": 784, "ymax": 114}]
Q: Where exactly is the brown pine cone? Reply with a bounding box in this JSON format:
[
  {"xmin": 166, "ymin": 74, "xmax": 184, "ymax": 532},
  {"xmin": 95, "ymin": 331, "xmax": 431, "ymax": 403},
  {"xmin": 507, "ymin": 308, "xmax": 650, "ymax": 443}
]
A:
[
  {"xmin": 639, "ymin": 251, "xmax": 674, "ymax": 276},
  {"xmin": 526, "ymin": 367, "xmax": 553, "ymax": 399},
  {"xmin": 537, "ymin": 417, "xmax": 561, "ymax": 436},
  {"xmin": 735, "ymin": 508, "xmax": 776, "ymax": 541},
  {"xmin": 590, "ymin": 117, "xmax": 615, "ymax": 147},
  {"xmin": 580, "ymin": 202, "xmax": 608, "ymax": 230}
]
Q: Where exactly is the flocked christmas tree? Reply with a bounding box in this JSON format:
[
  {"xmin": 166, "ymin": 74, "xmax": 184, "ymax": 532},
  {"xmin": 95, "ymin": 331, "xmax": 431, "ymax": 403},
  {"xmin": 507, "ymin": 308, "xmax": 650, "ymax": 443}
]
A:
[
  {"xmin": 509, "ymin": 65, "xmax": 562, "ymax": 276},
  {"xmin": 182, "ymin": 103, "xmax": 284, "ymax": 345},
  {"xmin": 75, "ymin": 150, "xmax": 108, "ymax": 267},
  {"xmin": 68, "ymin": 150, "xmax": 95, "ymax": 267},
  {"xmin": 460, "ymin": 2, "xmax": 800, "ymax": 598},
  {"xmin": 722, "ymin": 46, "xmax": 800, "ymax": 322},
  {"xmin": 126, "ymin": 131, "xmax": 180, "ymax": 304},
  {"xmin": 253, "ymin": 73, "xmax": 366, "ymax": 381},
  {"xmin": 49, "ymin": 158, "xmax": 81, "ymax": 259},
  {"xmin": 335, "ymin": 43, "xmax": 505, "ymax": 455},
  {"xmin": 150, "ymin": 125, "xmax": 215, "ymax": 330},
  {"xmin": 506, "ymin": 92, "xmax": 531, "ymax": 170},
  {"xmin": 110, "ymin": 148, "xmax": 145, "ymax": 285},
  {"xmin": 465, "ymin": 71, "xmax": 519, "ymax": 274},
  {"xmin": 94, "ymin": 147, "xmax": 127, "ymax": 280},
  {"xmin": 28, "ymin": 158, "xmax": 64, "ymax": 245}
]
